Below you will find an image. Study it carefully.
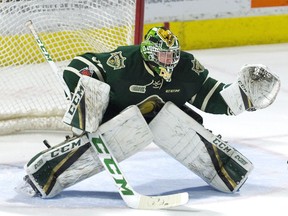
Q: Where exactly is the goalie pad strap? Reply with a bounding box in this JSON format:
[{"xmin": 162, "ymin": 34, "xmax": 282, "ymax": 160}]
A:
[{"xmin": 149, "ymin": 101, "xmax": 253, "ymax": 193}]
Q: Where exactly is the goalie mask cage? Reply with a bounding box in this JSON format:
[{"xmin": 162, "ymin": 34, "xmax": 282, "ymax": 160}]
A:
[{"xmin": 0, "ymin": 0, "xmax": 144, "ymax": 135}]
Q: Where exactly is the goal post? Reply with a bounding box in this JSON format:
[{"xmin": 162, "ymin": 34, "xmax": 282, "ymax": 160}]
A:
[{"xmin": 0, "ymin": 0, "xmax": 145, "ymax": 135}]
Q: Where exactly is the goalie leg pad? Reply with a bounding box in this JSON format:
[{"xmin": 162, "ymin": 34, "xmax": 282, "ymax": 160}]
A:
[
  {"xmin": 24, "ymin": 135, "xmax": 98, "ymax": 198},
  {"xmin": 149, "ymin": 101, "xmax": 253, "ymax": 193},
  {"xmin": 23, "ymin": 105, "xmax": 153, "ymax": 198}
]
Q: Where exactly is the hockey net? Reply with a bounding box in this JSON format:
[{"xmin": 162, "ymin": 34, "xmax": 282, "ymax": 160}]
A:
[{"xmin": 0, "ymin": 0, "xmax": 144, "ymax": 135}]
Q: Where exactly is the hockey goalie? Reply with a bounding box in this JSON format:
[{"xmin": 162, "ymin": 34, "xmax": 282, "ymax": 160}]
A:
[{"xmin": 17, "ymin": 27, "xmax": 280, "ymax": 202}]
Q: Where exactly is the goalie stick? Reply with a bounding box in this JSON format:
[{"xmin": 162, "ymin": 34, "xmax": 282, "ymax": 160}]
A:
[
  {"xmin": 26, "ymin": 20, "xmax": 189, "ymax": 209},
  {"xmin": 88, "ymin": 132, "xmax": 189, "ymax": 209},
  {"xmin": 25, "ymin": 20, "xmax": 71, "ymax": 100}
]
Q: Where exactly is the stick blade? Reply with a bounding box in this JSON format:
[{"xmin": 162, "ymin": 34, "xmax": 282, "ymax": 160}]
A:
[{"xmin": 125, "ymin": 192, "xmax": 189, "ymax": 209}]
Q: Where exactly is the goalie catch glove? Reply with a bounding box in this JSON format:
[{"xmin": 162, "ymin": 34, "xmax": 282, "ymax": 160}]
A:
[{"xmin": 220, "ymin": 64, "xmax": 280, "ymax": 115}]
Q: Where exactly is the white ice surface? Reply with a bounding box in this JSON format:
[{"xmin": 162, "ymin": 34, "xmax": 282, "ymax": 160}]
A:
[{"xmin": 1, "ymin": 43, "xmax": 288, "ymax": 216}]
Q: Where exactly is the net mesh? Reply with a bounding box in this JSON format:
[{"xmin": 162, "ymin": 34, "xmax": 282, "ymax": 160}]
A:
[{"xmin": 0, "ymin": 0, "xmax": 137, "ymax": 134}]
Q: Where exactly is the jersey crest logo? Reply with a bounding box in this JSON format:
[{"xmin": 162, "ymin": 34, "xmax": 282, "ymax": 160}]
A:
[
  {"xmin": 107, "ymin": 51, "xmax": 126, "ymax": 70},
  {"xmin": 192, "ymin": 59, "xmax": 205, "ymax": 75}
]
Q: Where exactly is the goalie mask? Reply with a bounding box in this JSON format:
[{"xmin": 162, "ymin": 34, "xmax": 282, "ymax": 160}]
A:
[{"xmin": 140, "ymin": 27, "xmax": 180, "ymax": 82}]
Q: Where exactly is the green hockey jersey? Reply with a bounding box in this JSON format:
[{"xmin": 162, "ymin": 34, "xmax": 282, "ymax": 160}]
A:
[{"xmin": 63, "ymin": 45, "xmax": 231, "ymax": 123}]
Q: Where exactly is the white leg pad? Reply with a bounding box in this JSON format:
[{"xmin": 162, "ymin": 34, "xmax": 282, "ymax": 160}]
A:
[
  {"xmin": 98, "ymin": 105, "xmax": 153, "ymax": 161},
  {"xmin": 23, "ymin": 105, "xmax": 153, "ymax": 198},
  {"xmin": 149, "ymin": 102, "xmax": 253, "ymax": 193}
]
